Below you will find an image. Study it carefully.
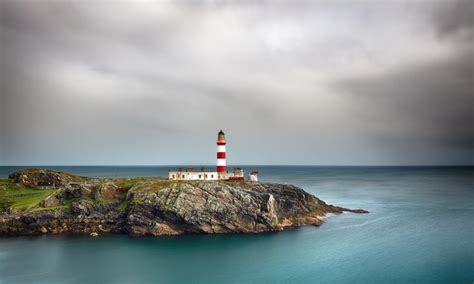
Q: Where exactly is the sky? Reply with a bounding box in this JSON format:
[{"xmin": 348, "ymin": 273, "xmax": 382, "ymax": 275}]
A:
[{"xmin": 0, "ymin": 0, "xmax": 473, "ymax": 166}]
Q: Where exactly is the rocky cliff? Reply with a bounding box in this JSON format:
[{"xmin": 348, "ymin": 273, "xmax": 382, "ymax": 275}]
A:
[{"xmin": 0, "ymin": 169, "xmax": 367, "ymax": 236}]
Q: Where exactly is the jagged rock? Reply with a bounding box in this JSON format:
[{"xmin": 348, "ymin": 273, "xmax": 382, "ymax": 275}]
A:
[
  {"xmin": 71, "ymin": 200, "xmax": 93, "ymax": 216},
  {"xmin": 41, "ymin": 195, "xmax": 61, "ymax": 207},
  {"xmin": 8, "ymin": 169, "xmax": 84, "ymax": 188},
  {"xmin": 124, "ymin": 181, "xmax": 354, "ymax": 235},
  {"xmin": 95, "ymin": 183, "xmax": 119, "ymax": 201}
]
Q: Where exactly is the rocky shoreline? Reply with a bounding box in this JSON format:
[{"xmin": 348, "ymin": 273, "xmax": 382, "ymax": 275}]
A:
[{"xmin": 0, "ymin": 169, "xmax": 368, "ymax": 236}]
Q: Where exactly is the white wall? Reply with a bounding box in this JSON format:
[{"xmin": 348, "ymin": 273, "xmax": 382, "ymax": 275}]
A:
[
  {"xmin": 169, "ymin": 171, "xmax": 218, "ymax": 180},
  {"xmin": 249, "ymin": 174, "xmax": 258, "ymax": 181}
]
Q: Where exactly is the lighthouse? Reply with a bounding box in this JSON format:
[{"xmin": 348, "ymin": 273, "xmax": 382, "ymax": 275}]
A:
[
  {"xmin": 216, "ymin": 129, "xmax": 227, "ymax": 173},
  {"xmin": 168, "ymin": 129, "xmax": 250, "ymax": 181}
]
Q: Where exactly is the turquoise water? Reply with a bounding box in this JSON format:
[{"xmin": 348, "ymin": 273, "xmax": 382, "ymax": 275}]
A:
[{"xmin": 0, "ymin": 166, "xmax": 473, "ymax": 283}]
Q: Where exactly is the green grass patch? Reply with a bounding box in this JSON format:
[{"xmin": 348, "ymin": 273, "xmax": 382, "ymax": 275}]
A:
[
  {"xmin": 113, "ymin": 178, "xmax": 143, "ymax": 189},
  {"xmin": 0, "ymin": 186, "xmax": 51, "ymax": 197},
  {"xmin": 107, "ymin": 177, "xmax": 166, "ymax": 189},
  {"xmin": 0, "ymin": 179, "xmax": 57, "ymax": 211},
  {"xmin": 149, "ymin": 180, "xmax": 173, "ymax": 192},
  {"xmin": 130, "ymin": 180, "xmax": 173, "ymax": 193},
  {"xmin": 116, "ymin": 201, "xmax": 128, "ymax": 212},
  {"xmin": 0, "ymin": 179, "xmax": 15, "ymax": 186},
  {"xmin": 30, "ymin": 203, "xmax": 70, "ymax": 212},
  {"xmin": 0, "ymin": 189, "xmax": 55, "ymax": 212}
]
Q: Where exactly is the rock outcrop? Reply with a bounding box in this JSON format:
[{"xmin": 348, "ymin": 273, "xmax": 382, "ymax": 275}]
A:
[
  {"xmin": 8, "ymin": 169, "xmax": 85, "ymax": 188},
  {"xmin": 0, "ymin": 169, "xmax": 368, "ymax": 236}
]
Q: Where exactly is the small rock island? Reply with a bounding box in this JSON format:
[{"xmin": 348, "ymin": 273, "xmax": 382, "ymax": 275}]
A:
[{"xmin": 0, "ymin": 169, "xmax": 367, "ymax": 237}]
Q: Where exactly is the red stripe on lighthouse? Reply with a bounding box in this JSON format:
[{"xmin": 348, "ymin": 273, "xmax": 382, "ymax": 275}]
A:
[{"xmin": 216, "ymin": 130, "xmax": 227, "ymax": 173}]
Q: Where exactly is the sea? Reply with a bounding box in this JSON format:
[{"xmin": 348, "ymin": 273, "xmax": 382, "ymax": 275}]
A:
[{"xmin": 0, "ymin": 166, "xmax": 472, "ymax": 284}]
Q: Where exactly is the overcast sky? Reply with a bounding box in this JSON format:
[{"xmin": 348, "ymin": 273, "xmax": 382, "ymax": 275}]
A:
[{"xmin": 1, "ymin": 0, "xmax": 473, "ymax": 166}]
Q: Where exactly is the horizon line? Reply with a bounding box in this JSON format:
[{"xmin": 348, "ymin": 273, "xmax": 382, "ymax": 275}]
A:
[{"xmin": 1, "ymin": 164, "xmax": 473, "ymax": 167}]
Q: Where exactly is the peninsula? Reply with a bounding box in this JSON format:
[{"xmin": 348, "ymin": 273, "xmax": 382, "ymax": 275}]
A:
[{"xmin": 0, "ymin": 169, "xmax": 367, "ymax": 236}]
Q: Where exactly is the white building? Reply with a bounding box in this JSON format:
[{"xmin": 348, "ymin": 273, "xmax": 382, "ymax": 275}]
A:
[
  {"xmin": 169, "ymin": 170, "xmax": 219, "ymax": 181},
  {"xmin": 168, "ymin": 167, "xmax": 244, "ymax": 181},
  {"xmin": 249, "ymin": 171, "xmax": 259, "ymax": 182}
]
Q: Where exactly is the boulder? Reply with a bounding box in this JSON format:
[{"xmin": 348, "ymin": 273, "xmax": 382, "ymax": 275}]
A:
[
  {"xmin": 71, "ymin": 200, "xmax": 93, "ymax": 216},
  {"xmin": 56, "ymin": 182, "xmax": 95, "ymax": 200},
  {"xmin": 41, "ymin": 195, "xmax": 61, "ymax": 207},
  {"xmin": 95, "ymin": 183, "xmax": 119, "ymax": 201}
]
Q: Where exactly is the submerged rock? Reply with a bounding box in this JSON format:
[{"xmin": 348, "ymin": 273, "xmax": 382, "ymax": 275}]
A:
[{"xmin": 0, "ymin": 169, "xmax": 368, "ymax": 236}]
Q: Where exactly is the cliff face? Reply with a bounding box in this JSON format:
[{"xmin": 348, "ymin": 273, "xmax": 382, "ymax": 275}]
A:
[{"xmin": 0, "ymin": 169, "xmax": 367, "ymax": 236}]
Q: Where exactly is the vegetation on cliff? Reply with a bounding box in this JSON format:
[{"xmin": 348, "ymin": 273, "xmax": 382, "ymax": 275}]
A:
[{"xmin": 0, "ymin": 169, "xmax": 367, "ymax": 236}]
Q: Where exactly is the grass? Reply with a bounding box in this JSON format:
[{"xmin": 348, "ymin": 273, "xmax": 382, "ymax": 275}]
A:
[
  {"xmin": 111, "ymin": 177, "xmax": 166, "ymax": 189},
  {"xmin": 0, "ymin": 178, "xmax": 56, "ymax": 212},
  {"xmin": 116, "ymin": 200, "xmax": 128, "ymax": 212},
  {"xmin": 130, "ymin": 180, "xmax": 173, "ymax": 193},
  {"xmin": 30, "ymin": 203, "xmax": 70, "ymax": 212},
  {"xmin": 0, "ymin": 179, "xmax": 16, "ymax": 189},
  {"xmin": 113, "ymin": 178, "xmax": 144, "ymax": 189},
  {"xmin": 0, "ymin": 189, "xmax": 55, "ymax": 211},
  {"xmin": 148, "ymin": 180, "xmax": 174, "ymax": 192}
]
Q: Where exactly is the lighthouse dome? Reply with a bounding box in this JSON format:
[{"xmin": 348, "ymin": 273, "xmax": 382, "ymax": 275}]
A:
[{"xmin": 217, "ymin": 129, "xmax": 226, "ymax": 143}]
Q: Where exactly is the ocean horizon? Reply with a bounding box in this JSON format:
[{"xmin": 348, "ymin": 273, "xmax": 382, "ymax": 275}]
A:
[{"xmin": 1, "ymin": 165, "xmax": 472, "ymax": 178}]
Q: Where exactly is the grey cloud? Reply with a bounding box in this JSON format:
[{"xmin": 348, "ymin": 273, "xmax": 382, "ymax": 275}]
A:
[
  {"xmin": 433, "ymin": 0, "xmax": 474, "ymax": 39},
  {"xmin": 1, "ymin": 0, "xmax": 473, "ymax": 165},
  {"xmin": 332, "ymin": 48, "xmax": 473, "ymax": 153}
]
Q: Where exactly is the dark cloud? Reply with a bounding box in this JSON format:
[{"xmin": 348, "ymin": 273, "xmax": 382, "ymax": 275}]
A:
[
  {"xmin": 333, "ymin": 48, "xmax": 473, "ymax": 152},
  {"xmin": 433, "ymin": 0, "xmax": 474, "ymax": 40}
]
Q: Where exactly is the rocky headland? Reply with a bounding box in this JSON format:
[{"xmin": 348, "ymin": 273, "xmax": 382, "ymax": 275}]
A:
[{"xmin": 0, "ymin": 169, "xmax": 368, "ymax": 236}]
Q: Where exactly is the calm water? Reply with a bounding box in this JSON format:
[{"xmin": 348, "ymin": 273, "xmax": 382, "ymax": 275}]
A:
[{"xmin": 0, "ymin": 166, "xmax": 472, "ymax": 283}]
